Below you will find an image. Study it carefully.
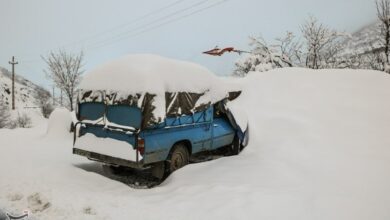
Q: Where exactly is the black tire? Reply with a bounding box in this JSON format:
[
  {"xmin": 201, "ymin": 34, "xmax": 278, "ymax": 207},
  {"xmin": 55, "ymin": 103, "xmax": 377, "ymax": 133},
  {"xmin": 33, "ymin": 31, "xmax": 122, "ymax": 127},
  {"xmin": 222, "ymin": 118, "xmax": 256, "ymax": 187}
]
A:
[
  {"xmin": 168, "ymin": 143, "xmax": 190, "ymax": 173},
  {"xmin": 227, "ymin": 135, "xmax": 240, "ymax": 156}
]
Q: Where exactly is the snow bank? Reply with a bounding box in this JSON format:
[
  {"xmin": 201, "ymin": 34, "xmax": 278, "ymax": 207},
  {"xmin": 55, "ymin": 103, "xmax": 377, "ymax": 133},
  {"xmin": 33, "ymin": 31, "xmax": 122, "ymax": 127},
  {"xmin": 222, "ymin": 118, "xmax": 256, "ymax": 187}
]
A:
[
  {"xmin": 46, "ymin": 108, "xmax": 72, "ymax": 138},
  {"xmin": 1, "ymin": 68, "xmax": 390, "ymax": 220}
]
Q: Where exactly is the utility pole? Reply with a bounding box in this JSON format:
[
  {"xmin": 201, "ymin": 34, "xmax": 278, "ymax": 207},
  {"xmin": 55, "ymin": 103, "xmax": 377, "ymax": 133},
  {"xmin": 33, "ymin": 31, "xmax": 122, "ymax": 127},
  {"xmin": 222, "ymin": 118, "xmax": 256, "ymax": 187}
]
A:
[{"xmin": 8, "ymin": 56, "xmax": 18, "ymax": 110}]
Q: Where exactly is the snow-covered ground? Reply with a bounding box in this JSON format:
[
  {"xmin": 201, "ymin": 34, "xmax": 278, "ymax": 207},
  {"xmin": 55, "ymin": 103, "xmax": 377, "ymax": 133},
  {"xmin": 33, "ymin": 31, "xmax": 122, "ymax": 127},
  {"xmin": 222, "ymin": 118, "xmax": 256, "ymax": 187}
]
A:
[{"xmin": 0, "ymin": 68, "xmax": 390, "ymax": 219}]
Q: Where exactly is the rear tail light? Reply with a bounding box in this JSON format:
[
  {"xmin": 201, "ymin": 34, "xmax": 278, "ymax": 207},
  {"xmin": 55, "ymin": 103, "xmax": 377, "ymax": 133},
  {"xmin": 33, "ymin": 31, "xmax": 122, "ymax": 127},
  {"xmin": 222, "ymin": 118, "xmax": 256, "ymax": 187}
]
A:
[{"xmin": 137, "ymin": 138, "xmax": 145, "ymax": 155}]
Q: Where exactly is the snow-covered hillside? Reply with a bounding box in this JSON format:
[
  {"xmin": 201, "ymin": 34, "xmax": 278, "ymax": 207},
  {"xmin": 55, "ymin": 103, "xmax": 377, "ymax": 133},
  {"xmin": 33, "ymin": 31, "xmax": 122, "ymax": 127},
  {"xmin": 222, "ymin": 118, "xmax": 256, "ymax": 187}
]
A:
[
  {"xmin": 342, "ymin": 21, "xmax": 382, "ymax": 56},
  {"xmin": 0, "ymin": 67, "xmax": 49, "ymax": 109},
  {"xmin": 0, "ymin": 68, "xmax": 389, "ymax": 220}
]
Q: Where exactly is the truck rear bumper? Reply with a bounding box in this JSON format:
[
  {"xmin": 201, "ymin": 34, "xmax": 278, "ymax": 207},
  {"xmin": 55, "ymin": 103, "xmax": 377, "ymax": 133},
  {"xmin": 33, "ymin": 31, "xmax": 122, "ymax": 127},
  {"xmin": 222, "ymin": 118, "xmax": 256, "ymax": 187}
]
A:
[{"xmin": 73, "ymin": 148, "xmax": 145, "ymax": 169}]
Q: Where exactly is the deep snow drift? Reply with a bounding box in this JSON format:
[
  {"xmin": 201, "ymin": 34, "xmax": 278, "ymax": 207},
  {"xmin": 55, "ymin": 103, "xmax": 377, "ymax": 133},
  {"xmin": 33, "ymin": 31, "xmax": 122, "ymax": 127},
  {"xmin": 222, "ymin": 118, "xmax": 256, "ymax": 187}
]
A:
[
  {"xmin": 0, "ymin": 68, "xmax": 390, "ymax": 220},
  {"xmin": 80, "ymin": 54, "xmax": 223, "ymax": 94}
]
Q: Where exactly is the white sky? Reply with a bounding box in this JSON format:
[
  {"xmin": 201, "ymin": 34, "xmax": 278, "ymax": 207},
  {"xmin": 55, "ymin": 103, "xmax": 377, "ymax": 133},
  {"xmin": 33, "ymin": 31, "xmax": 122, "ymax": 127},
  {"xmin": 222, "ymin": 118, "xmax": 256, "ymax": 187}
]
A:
[{"xmin": 0, "ymin": 0, "xmax": 377, "ymax": 89}]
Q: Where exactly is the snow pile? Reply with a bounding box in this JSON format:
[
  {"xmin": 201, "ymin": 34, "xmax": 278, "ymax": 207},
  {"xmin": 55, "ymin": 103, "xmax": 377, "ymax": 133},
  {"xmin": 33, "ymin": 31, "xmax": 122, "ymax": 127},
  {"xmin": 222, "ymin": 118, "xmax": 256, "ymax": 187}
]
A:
[
  {"xmin": 46, "ymin": 108, "xmax": 71, "ymax": 138},
  {"xmin": 80, "ymin": 54, "xmax": 227, "ymax": 98},
  {"xmin": 0, "ymin": 68, "xmax": 390, "ymax": 220},
  {"xmin": 79, "ymin": 54, "xmax": 232, "ymax": 126}
]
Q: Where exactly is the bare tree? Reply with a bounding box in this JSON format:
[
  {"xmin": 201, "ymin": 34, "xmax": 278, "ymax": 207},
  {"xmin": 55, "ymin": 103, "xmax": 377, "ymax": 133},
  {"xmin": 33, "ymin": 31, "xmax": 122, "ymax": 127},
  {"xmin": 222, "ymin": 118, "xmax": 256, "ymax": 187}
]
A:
[
  {"xmin": 301, "ymin": 16, "xmax": 345, "ymax": 69},
  {"xmin": 376, "ymin": 0, "xmax": 390, "ymax": 71},
  {"xmin": 42, "ymin": 50, "xmax": 84, "ymax": 111},
  {"xmin": 274, "ymin": 31, "xmax": 303, "ymax": 66},
  {"xmin": 234, "ymin": 36, "xmax": 293, "ymax": 77},
  {"xmin": 364, "ymin": 50, "xmax": 386, "ymax": 70}
]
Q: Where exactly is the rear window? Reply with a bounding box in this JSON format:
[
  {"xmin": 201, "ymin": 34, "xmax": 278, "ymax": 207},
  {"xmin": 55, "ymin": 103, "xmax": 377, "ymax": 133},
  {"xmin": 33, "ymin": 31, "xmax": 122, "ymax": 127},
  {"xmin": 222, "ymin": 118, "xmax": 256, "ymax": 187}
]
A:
[
  {"xmin": 79, "ymin": 102, "xmax": 105, "ymax": 121},
  {"xmin": 106, "ymin": 105, "xmax": 142, "ymax": 129}
]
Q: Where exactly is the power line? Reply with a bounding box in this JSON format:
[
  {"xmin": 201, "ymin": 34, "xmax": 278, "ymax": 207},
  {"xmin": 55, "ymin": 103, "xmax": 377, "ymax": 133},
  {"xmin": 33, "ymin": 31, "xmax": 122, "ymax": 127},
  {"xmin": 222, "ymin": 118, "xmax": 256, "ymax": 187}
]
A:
[
  {"xmin": 84, "ymin": 0, "xmax": 213, "ymax": 50},
  {"xmin": 14, "ymin": 0, "xmax": 229, "ymax": 68},
  {"xmin": 57, "ymin": 0, "xmax": 189, "ymax": 50},
  {"xmin": 17, "ymin": 0, "xmax": 189, "ymax": 62},
  {"xmin": 87, "ymin": 0, "xmax": 228, "ymax": 51},
  {"xmin": 88, "ymin": 0, "xmax": 228, "ymax": 51}
]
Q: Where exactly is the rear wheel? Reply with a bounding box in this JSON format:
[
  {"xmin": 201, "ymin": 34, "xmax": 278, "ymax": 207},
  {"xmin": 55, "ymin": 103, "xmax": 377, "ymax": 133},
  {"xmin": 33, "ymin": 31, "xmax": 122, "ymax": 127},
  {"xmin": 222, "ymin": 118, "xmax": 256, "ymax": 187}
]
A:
[
  {"xmin": 168, "ymin": 143, "xmax": 190, "ymax": 173},
  {"xmin": 151, "ymin": 143, "xmax": 190, "ymax": 180}
]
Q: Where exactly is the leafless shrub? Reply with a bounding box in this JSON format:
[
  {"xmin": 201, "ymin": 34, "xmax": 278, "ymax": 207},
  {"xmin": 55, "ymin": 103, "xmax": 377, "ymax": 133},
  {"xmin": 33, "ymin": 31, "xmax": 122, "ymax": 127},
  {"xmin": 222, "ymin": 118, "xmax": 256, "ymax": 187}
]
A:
[
  {"xmin": 234, "ymin": 36, "xmax": 293, "ymax": 77},
  {"xmin": 14, "ymin": 113, "xmax": 32, "ymax": 128},
  {"xmin": 35, "ymin": 88, "xmax": 54, "ymax": 118},
  {"xmin": 274, "ymin": 31, "xmax": 303, "ymax": 66},
  {"xmin": 0, "ymin": 100, "xmax": 10, "ymax": 128}
]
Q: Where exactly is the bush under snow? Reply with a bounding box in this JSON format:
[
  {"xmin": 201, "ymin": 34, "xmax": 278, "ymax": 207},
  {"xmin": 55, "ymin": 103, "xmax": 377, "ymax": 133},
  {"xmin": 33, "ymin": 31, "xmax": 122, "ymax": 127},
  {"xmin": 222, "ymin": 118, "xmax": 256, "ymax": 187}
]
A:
[{"xmin": 0, "ymin": 101, "xmax": 10, "ymax": 128}]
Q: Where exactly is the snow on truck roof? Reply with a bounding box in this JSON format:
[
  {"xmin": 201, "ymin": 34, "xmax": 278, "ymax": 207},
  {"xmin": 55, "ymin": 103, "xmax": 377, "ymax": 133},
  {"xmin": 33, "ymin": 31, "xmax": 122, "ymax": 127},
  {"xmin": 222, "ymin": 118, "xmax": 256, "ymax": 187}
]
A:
[
  {"xmin": 78, "ymin": 54, "xmax": 240, "ymax": 128},
  {"xmin": 80, "ymin": 54, "xmax": 223, "ymax": 95}
]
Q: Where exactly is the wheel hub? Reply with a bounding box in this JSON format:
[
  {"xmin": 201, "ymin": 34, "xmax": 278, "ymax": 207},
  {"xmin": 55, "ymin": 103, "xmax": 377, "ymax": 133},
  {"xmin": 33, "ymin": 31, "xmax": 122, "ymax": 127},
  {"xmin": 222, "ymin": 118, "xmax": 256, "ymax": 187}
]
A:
[{"xmin": 171, "ymin": 152, "xmax": 185, "ymax": 170}]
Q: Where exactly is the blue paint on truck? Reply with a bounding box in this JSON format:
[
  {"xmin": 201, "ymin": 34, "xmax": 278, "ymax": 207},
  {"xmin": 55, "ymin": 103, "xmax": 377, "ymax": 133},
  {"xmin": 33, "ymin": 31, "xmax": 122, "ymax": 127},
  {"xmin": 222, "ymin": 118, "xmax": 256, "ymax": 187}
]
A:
[{"xmin": 73, "ymin": 101, "xmax": 241, "ymax": 178}]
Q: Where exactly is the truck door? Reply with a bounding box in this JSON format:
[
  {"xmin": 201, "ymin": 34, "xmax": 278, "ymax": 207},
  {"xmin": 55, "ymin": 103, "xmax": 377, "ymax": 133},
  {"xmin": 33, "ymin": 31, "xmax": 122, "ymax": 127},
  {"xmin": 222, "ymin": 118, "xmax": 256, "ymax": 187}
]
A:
[
  {"xmin": 201, "ymin": 106, "xmax": 213, "ymax": 150},
  {"xmin": 211, "ymin": 104, "xmax": 235, "ymax": 150}
]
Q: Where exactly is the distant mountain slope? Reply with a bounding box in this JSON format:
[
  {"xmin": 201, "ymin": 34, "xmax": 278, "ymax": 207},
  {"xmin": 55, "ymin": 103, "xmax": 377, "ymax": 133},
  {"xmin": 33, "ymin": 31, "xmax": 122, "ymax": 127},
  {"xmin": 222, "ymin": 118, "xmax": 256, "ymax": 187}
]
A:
[
  {"xmin": 342, "ymin": 21, "xmax": 383, "ymax": 56},
  {"xmin": 0, "ymin": 67, "xmax": 50, "ymax": 109}
]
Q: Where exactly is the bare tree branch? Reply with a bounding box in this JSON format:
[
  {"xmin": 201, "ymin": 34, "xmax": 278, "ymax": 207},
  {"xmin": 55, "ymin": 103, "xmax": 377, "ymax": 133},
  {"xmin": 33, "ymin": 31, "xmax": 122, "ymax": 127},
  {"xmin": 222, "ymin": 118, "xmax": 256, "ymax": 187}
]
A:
[
  {"xmin": 42, "ymin": 50, "xmax": 84, "ymax": 111},
  {"xmin": 376, "ymin": 0, "xmax": 390, "ymax": 71},
  {"xmin": 301, "ymin": 16, "xmax": 346, "ymax": 69}
]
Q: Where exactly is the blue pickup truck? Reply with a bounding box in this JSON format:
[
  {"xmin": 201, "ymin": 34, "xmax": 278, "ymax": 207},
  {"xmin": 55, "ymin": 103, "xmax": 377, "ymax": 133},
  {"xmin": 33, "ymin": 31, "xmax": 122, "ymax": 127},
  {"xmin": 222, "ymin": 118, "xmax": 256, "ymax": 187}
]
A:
[{"xmin": 72, "ymin": 54, "xmax": 248, "ymax": 179}]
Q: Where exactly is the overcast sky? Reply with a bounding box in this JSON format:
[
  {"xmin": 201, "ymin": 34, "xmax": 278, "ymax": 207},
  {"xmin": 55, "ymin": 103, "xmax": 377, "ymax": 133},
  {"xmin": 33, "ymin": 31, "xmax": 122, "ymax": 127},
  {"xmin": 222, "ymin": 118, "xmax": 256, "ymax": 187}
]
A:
[{"xmin": 0, "ymin": 0, "xmax": 377, "ymax": 89}]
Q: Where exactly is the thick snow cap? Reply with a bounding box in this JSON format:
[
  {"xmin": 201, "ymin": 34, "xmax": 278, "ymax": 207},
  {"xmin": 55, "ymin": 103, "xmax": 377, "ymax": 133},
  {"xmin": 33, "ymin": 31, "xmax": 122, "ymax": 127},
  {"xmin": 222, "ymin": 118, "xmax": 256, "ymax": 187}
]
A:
[
  {"xmin": 78, "ymin": 54, "xmax": 240, "ymax": 128},
  {"xmin": 80, "ymin": 54, "xmax": 225, "ymax": 97}
]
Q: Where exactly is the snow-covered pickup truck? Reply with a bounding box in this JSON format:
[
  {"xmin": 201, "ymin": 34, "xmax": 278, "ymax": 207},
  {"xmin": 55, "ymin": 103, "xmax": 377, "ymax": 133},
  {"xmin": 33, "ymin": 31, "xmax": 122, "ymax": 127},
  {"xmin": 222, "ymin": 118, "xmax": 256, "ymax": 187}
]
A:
[{"xmin": 72, "ymin": 54, "xmax": 248, "ymax": 179}]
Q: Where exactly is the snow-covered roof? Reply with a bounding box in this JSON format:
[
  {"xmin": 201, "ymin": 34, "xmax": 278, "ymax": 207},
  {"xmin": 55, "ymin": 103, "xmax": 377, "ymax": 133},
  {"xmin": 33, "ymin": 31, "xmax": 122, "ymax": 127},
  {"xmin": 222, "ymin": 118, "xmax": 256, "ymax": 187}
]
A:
[
  {"xmin": 78, "ymin": 54, "xmax": 238, "ymax": 128},
  {"xmin": 80, "ymin": 54, "xmax": 222, "ymax": 95}
]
